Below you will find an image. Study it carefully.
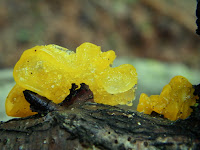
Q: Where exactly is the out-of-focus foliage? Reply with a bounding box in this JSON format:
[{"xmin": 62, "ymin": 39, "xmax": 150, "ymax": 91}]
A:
[{"xmin": 0, "ymin": 0, "xmax": 199, "ymax": 69}]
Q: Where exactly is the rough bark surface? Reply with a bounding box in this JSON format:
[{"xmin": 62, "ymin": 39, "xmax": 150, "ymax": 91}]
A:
[{"xmin": 0, "ymin": 102, "xmax": 200, "ymax": 150}]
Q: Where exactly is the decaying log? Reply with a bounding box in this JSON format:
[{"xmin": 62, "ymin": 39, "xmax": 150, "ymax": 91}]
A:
[{"xmin": 0, "ymin": 101, "xmax": 200, "ymax": 150}]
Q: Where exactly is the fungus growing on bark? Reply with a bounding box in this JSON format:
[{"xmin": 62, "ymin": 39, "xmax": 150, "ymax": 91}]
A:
[
  {"xmin": 6, "ymin": 42, "xmax": 137, "ymax": 117},
  {"xmin": 137, "ymin": 76, "xmax": 198, "ymax": 121}
]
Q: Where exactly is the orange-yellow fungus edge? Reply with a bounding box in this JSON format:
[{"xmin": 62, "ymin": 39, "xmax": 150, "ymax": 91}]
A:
[
  {"xmin": 6, "ymin": 42, "xmax": 138, "ymax": 117},
  {"xmin": 137, "ymin": 75, "xmax": 198, "ymax": 121},
  {"xmin": 5, "ymin": 84, "xmax": 37, "ymax": 117}
]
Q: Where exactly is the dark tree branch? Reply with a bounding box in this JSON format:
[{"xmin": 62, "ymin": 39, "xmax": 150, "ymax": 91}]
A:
[{"xmin": 0, "ymin": 101, "xmax": 200, "ymax": 150}]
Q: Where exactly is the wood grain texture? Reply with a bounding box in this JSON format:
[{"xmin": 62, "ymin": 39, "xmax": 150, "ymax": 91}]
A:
[{"xmin": 0, "ymin": 102, "xmax": 199, "ymax": 150}]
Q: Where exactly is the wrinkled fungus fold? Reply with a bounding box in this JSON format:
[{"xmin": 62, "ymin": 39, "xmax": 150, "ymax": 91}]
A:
[
  {"xmin": 6, "ymin": 42, "xmax": 138, "ymax": 117},
  {"xmin": 137, "ymin": 76, "xmax": 198, "ymax": 121}
]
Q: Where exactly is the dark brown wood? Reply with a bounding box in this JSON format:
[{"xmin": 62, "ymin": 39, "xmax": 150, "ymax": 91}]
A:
[{"xmin": 0, "ymin": 102, "xmax": 200, "ymax": 150}]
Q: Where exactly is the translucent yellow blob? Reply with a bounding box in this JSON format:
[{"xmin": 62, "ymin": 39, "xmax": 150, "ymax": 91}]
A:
[
  {"xmin": 6, "ymin": 84, "xmax": 37, "ymax": 117},
  {"xmin": 6, "ymin": 42, "xmax": 137, "ymax": 117},
  {"xmin": 137, "ymin": 76, "xmax": 198, "ymax": 121}
]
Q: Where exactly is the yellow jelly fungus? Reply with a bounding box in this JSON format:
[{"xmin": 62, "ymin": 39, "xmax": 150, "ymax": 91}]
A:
[
  {"xmin": 6, "ymin": 84, "xmax": 37, "ymax": 117},
  {"xmin": 137, "ymin": 75, "xmax": 198, "ymax": 121},
  {"xmin": 6, "ymin": 42, "xmax": 137, "ymax": 117}
]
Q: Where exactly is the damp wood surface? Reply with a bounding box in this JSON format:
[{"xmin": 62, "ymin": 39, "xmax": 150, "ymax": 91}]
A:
[{"xmin": 0, "ymin": 102, "xmax": 200, "ymax": 150}]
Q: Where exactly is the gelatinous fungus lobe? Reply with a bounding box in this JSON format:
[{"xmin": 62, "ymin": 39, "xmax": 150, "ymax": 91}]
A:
[
  {"xmin": 6, "ymin": 84, "xmax": 37, "ymax": 117},
  {"xmin": 137, "ymin": 76, "xmax": 198, "ymax": 121},
  {"xmin": 6, "ymin": 42, "xmax": 138, "ymax": 117}
]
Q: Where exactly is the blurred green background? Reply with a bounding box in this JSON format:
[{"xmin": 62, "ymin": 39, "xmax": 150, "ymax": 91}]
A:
[{"xmin": 0, "ymin": 0, "xmax": 200, "ymax": 121}]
